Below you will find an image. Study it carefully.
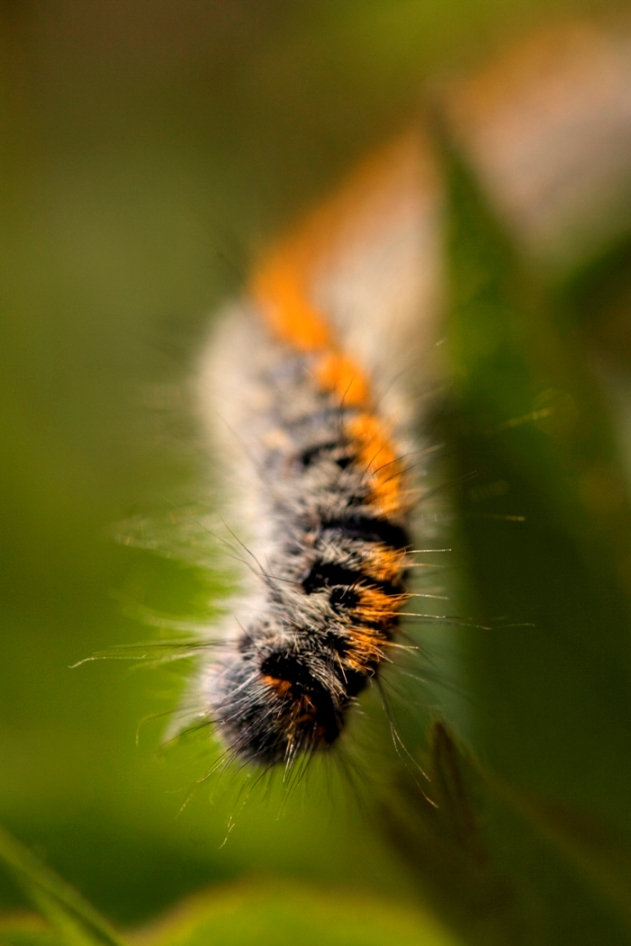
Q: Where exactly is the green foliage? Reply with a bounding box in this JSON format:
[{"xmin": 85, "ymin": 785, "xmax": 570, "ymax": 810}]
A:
[
  {"xmin": 141, "ymin": 882, "xmax": 456, "ymax": 946},
  {"xmin": 2, "ymin": 1, "xmax": 631, "ymax": 945},
  {"xmin": 0, "ymin": 824, "xmax": 456, "ymax": 946},
  {"xmin": 0, "ymin": 826, "xmax": 124, "ymax": 946},
  {"xmin": 391, "ymin": 125, "xmax": 631, "ymax": 944}
]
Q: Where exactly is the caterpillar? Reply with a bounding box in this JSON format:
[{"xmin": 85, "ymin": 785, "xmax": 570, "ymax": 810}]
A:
[
  {"xmin": 192, "ymin": 131, "xmax": 441, "ymax": 767},
  {"xmin": 98, "ymin": 21, "xmax": 630, "ymax": 780}
]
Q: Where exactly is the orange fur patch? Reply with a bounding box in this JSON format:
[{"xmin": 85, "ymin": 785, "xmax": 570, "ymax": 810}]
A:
[
  {"xmin": 355, "ymin": 586, "xmax": 406, "ymax": 621},
  {"xmin": 253, "ymin": 259, "xmax": 332, "ymax": 352},
  {"xmin": 314, "ymin": 351, "xmax": 371, "ymax": 408},
  {"xmin": 262, "ymin": 675, "xmax": 293, "ymax": 698},
  {"xmin": 363, "ymin": 544, "xmax": 409, "ymax": 584},
  {"xmin": 346, "ymin": 413, "xmax": 405, "ymax": 517},
  {"xmin": 343, "ymin": 627, "xmax": 387, "ymax": 672}
]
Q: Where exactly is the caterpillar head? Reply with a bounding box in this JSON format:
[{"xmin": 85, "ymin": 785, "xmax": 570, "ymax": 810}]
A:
[{"xmin": 207, "ymin": 634, "xmax": 349, "ymax": 766}]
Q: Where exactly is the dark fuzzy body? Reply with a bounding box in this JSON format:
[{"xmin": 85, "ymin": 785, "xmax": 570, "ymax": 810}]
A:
[{"xmin": 207, "ymin": 341, "xmax": 410, "ymax": 766}]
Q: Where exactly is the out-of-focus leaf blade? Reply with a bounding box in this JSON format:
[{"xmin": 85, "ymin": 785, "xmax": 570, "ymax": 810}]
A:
[
  {"xmin": 0, "ymin": 826, "xmax": 126, "ymax": 946},
  {"xmin": 384, "ymin": 722, "xmax": 631, "ymax": 945},
  {"xmin": 141, "ymin": 881, "xmax": 460, "ymax": 946},
  {"xmin": 0, "ymin": 914, "xmax": 64, "ymax": 946},
  {"xmin": 381, "ymin": 724, "xmax": 527, "ymax": 946},
  {"xmin": 486, "ymin": 774, "xmax": 631, "ymax": 928},
  {"xmin": 440, "ymin": 117, "xmax": 631, "ymax": 824},
  {"xmin": 390, "ymin": 122, "xmax": 631, "ymax": 944}
]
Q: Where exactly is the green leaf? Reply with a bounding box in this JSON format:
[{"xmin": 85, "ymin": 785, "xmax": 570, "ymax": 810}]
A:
[
  {"xmin": 396, "ymin": 122, "xmax": 631, "ymax": 944},
  {"xmin": 0, "ymin": 826, "xmax": 126, "ymax": 946},
  {"xmin": 486, "ymin": 775, "xmax": 631, "ymax": 930},
  {"xmin": 142, "ymin": 881, "xmax": 459, "ymax": 946},
  {"xmin": 381, "ymin": 724, "xmax": 525, "ymax": 946},
  {"xmin": 384, "ymin": 721, "xmax": 631, "ymax": 945},
  {"xmin": 0, "ymin": 913, "xmax": 64, "ymax": 946}
]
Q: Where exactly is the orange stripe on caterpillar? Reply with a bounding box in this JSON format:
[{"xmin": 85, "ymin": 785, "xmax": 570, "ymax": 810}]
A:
[
  {"xmin": 252, "ymin": 259, "xmax": 332, "ymax": 352},
  {"xmin": 342, "ymin": 628, "xmax": 388, "ymax": 673},
  {"xmin": 353, "ymin": 586, "xmax": 408, "ymax": 622},
  {"xmin": 251, "ymin": 132, "xmax": 427, "ymax": 354},
  {"xmin": 314, "ymin": 351, "xmax": 371, "ymax": 408},
  {"xmin": 346, "ymin": 413, "xmax": 407, "ymax": 518},
  {"xmin": 361, "ymin": 545, "xmax": 410, "ymax": 584},
  {"xmin": 253, "ymin": 230, "xmax": 408, "ymax": 522}
]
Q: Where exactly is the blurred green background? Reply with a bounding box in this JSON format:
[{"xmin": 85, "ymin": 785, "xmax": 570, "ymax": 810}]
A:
[{"xmin": 2, "ymin": 1, "xmax": 631, "ymax": 944}]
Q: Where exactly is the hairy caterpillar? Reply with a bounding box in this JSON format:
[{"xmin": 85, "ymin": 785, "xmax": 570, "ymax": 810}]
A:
[
  {"xmin": 192, "ymin": 131, "xmax": 442, "ymax": 767},
  {"xmin": 119, "ymin": 22, "xmax": 631, "ymax": 771}
]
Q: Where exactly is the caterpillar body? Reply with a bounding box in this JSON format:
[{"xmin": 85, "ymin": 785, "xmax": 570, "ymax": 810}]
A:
[{"xmin": 195, "ymin": 131, "xmax": 441, "ymax": 767}]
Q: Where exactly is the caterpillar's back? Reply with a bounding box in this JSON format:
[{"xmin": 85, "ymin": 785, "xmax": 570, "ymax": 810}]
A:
[{"xmin": 195, "ymin": 131, "xmax": 441, "ymax": 766}]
